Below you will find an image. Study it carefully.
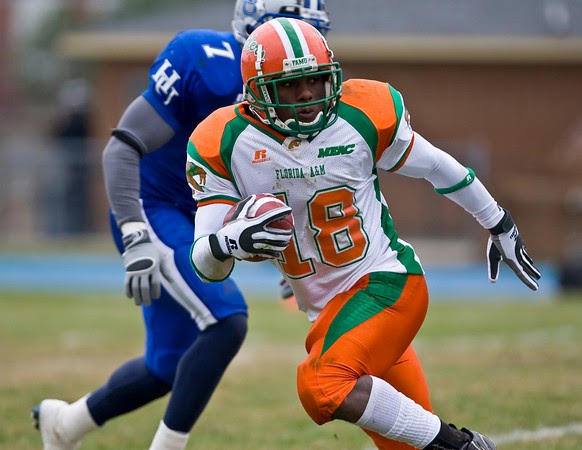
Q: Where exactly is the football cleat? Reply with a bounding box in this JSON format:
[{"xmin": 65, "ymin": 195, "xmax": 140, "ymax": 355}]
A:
[
  {"xmin": 32, "ymin": 400, "xmax": 81, "ymax": 450},
  {"xmin": 460, "ymin": 427, "xmax": 496, "ymax": 450}
]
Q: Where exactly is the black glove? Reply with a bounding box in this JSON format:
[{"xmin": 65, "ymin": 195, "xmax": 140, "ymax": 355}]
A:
[{"xmin": 487, "ymin": 209, "xmax": 541, "ymax": 291}]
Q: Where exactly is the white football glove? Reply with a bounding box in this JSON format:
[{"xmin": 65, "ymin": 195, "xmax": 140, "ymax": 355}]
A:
[
  {"xmin": 209, "ymin": 195, "xmax": 293, "ymax": 261},
  {"xmin": 487, "ymin": 209, "xmax": 541, "ymax": 291},
  {"xmin": 122, "ymin": 228, "xmax": 164, "ymax": 306}
]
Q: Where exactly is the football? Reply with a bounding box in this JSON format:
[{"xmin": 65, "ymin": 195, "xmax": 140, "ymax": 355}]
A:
[{"xmin": 223, "ymin": 194, "xmax": 294, "ymax": 262}]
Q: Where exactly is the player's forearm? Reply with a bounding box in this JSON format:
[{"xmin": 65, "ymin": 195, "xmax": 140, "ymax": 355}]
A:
[
  {"xmin": 190, "ymin": 236, "xmax": 235, "ymax": 282},
  {"xmin": 440, "ymin": 178, "xmax": 504, "ymax": 229},
  {"xmin": 102, "ymin": 136, "xmax": 144, "ymax": 226}
]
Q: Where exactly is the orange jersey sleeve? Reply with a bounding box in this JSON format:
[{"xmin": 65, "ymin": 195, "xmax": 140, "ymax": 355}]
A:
[{"xmin": 188, "ymin": 104, "xmax": 241, "ymax": 180}]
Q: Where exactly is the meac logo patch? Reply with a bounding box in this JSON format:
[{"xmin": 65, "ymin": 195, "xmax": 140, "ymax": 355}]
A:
[{"xmin": 317, "ymin": 144, "xmax": 356, "ymax": 158}]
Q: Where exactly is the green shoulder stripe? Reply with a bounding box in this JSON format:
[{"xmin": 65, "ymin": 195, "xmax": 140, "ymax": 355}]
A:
[
  {"xmin": 387, "ymin": 84, "xmax": 404, "ymax": 147},
  {"xmin": 219, "ymin": 116, "xmax": 249, "ymax": 191},
  {"xmin": 337, "ymin": 102, "xmax": 378, "ymax": 160}
]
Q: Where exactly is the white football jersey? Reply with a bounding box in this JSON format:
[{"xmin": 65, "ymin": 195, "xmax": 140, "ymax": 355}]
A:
[{"xmin": 187, "ymin": 79, "xmax": 424, "ymax": 321}]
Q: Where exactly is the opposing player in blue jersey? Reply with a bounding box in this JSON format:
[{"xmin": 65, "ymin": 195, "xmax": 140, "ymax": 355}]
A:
[{"xmin": 32, "ymin": 2, "xmax": 330, "ymax": 450}]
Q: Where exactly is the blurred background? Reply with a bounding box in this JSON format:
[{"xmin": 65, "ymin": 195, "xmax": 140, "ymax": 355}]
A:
[{"xmin": 1, "ymin": 0, "xmax": 581, "ymax": 297}]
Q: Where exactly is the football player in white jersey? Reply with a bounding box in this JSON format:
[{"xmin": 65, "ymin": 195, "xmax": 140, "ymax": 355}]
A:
[
  {"xmin": 187, "ymin": 18, "xmax": 540, "ymax": 450},
  {"xmin": 32, "ymin": 3, "xmax": 330, "ymax": 450}
]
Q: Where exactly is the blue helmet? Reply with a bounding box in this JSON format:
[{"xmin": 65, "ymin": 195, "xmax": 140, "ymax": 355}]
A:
[{"xmin": 232, "ymin": 0, "xmax": 330, "ymax": 45}]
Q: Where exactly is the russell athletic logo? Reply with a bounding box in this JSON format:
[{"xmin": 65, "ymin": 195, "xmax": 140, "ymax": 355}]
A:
[{"xmin": 252, "ymin": 149, "xmax": 271, "ymax": 164}]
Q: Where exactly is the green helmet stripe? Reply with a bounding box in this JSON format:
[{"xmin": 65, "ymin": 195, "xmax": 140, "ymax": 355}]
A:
[{"xmin": 272, "ymin": 18, "xmax": 306, "ymax": 59}]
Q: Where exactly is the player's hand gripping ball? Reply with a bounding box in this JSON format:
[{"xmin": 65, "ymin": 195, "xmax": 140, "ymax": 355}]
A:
[{"xmin": 222, "ymin": 194, "xmax": 294, "ymax": 262}]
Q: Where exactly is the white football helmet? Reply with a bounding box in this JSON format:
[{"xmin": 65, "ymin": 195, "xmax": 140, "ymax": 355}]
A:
[{"xmin": 232, "ymin": 0, "xmax": 330, "ymax": 45}]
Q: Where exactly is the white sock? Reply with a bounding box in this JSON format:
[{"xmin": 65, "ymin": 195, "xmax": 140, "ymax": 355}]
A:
[
  {"xmin": 149, "ymin": 420, "xmax": 190, "ymax": 450},
  {"xmin": 354, "ymin": 376, "xmax": 441, "ymax": 448},
  {"xmin": 60, "ymin": 395, "xmax": 99, "ymax": 442}
]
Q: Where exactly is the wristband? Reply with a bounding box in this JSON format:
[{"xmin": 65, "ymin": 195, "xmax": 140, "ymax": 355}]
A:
[
  {"xmin": 121, "ymin": 221, "xmax": 147, "ymax": 236},
  {"xmin": 434, "ymin": 168, "xmax": 476, "ymax": 195},
  {"xmin": 488, "ymin": 209, "xmax": 515, "ymax": 235},
  {"xmin": 122, "ymin": 228, "xmax": 151, "ymax": 250},
  {"xmin": 208, "ymin": 234, "xmax": 231, "ymax": 261}
]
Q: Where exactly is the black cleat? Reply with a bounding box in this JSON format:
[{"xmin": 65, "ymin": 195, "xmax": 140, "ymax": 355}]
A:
[{"xmin": 460, "ymin": 428, "xmax": 496, "ymax": 450}]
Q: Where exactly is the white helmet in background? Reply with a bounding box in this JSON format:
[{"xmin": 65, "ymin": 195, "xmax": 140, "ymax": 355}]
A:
[{"xmin": 232, "ymin": 0, "xmax": 330, "ymax": 45}]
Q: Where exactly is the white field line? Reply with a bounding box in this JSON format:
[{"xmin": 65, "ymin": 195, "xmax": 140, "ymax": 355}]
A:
[
  {"xmin": 413, "ymin": 325, "xmax": 579, "ymax": 351},
  {"xmin": 361, "ymin": 422, "xmax": 582, "ymax": 450},
  {"xmin": 492, "ymin": 422, "xmax": 582, "ymax": 445}
]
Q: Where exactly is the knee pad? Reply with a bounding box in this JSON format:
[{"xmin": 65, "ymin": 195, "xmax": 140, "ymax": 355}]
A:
[{"xmin": 297, "ymin": 357, "xmax": 358, "ymax": 425}]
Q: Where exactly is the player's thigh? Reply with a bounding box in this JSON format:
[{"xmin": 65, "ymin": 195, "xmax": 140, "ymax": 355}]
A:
[
  {"xmin": 141, "ymin": 290, "xmax": 200, "ymax": 383},
  {"xmin": 298, "ymin": 273, "xmax": 429, "ymax": 422},
  {"xmin": 304, "ymin": 273, "xmax": 429, "ymax": 375}
]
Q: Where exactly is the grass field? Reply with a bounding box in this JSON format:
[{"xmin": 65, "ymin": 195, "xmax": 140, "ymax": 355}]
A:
[{"xmin": 2, "ymin": 289, "xmax": 582, "ymax": 450}]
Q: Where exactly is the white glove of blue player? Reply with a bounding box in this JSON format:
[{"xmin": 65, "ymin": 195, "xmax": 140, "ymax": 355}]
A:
[
  {"xmin": 209, "ymin": 195, "xmax": 293, "ymax": 261},
  {"xmin": 122, "ymin": 228, "xmax": 163, "ymax": 306},
  {"xmin": 487, "ymin": 209, "xmax": 541, "ymax": 291}
]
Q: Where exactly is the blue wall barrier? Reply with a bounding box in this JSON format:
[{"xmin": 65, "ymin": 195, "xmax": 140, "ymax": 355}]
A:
[{"xmin": 0, "ymin": 253, "xmax": 558, "ymax": 301}]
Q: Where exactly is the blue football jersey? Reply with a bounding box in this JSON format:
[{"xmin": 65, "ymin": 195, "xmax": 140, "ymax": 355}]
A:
[{"xmin": 141, "ymin": 30, "xmax": 243, "ymax": 209}]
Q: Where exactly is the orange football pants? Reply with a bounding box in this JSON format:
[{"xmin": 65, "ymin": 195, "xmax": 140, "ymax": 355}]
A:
[{"xmin": 297, "ymin": 272, "xmax": 432, "ymax": 450}]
